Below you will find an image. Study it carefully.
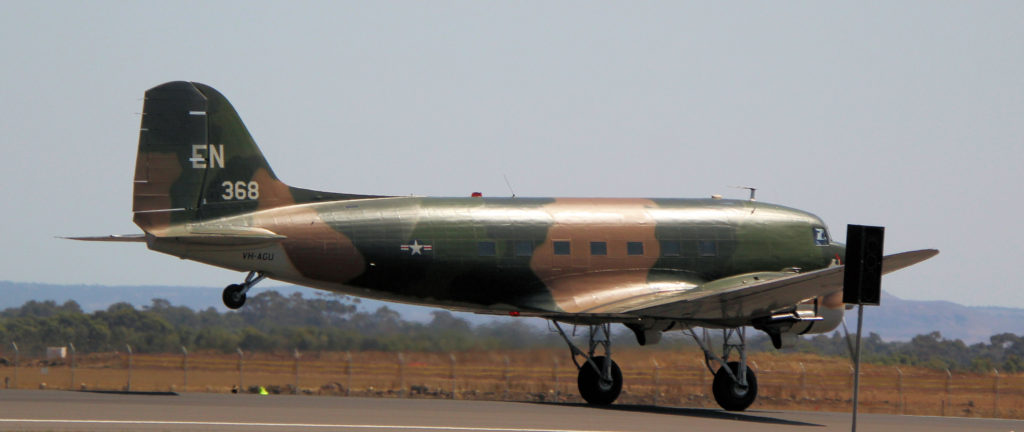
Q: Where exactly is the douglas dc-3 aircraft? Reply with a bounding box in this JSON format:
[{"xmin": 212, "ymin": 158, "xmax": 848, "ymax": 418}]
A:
[{"xmin": 75, "ymin": 81, "xmax": 937, "ymax": 411}]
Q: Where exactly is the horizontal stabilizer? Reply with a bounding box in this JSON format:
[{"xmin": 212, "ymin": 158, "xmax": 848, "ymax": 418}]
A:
[
  {"xmin": 64, "ymin": 226, "xmax": 287, "ymax": 246},
  {"xmin": 62, "ymin": 234, "xmax": 147, "ymax": 242},
  {"xmin": 157, "ymin": 226, "xmax": 287, "ymax": 246}
]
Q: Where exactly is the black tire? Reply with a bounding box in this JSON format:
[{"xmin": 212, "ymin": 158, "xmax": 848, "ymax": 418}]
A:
[
  {"xmin": 712, "ymin": 361, "xmax": 758, "ymax": 411},
  {"xmin": 222, "ymin": 284, "xmax": 246, "ymax": 309},
  {"xmin": 577, "ymin": 356, "xmax": 622, "ymax": 405}
]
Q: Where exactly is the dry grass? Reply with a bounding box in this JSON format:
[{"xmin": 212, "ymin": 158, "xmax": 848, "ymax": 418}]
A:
[{"xmin": 3, "ymin": 349, "xmax": 1020, "ymax": 419}]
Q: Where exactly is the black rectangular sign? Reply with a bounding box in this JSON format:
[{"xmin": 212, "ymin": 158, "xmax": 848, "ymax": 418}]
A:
[{"xmin": 843, "ymin": 224, "xmax": 885, "ymax": 305}]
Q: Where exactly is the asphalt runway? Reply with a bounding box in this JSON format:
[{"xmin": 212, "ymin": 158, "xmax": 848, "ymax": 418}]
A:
[{"xmin": 0, "ymin": 390, "xmax": 1019, "ymax": 432}]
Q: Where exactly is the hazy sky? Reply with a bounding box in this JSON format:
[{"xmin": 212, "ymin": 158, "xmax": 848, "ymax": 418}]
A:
[{"xmin": 1, "ymin": 2, "xmax": 1021, "ymax": 308}]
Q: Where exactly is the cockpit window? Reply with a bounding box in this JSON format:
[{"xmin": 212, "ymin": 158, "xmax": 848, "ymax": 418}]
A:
[{"xmin": 813, "ymin": 227, "xmax": 830, "ymax": 246}]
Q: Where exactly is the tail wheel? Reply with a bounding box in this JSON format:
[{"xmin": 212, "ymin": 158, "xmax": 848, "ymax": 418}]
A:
[
  {"xmin": 222, "ymin": 284, "xmax": 246, "ymax": 309},
  {"xmin": 577, "ymin": 356, "xmax": 622, "ymax": 405},
  {"xmin": 712, "ymin": 361, "xmax": 758, "ymax": 411}
]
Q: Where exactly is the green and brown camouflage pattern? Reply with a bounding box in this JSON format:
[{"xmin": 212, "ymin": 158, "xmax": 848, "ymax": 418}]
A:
[
  {"xmin": 132, "ymin": 81, "xmax": 859, "ymax": 328},
  {"xmin": 132, "ymin": 81, "xmax": 378, "ymax": 233}
]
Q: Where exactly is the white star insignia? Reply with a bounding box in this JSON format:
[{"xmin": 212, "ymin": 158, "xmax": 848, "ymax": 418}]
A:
[{"xmin": 400, "ymin": 240, "xmax": 433, "ymax": 256}]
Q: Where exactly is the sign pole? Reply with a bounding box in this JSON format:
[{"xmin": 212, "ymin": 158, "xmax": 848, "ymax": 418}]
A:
[{"xmin": 852, "ymin": 304, "xmax": 864, "ymax": 432}]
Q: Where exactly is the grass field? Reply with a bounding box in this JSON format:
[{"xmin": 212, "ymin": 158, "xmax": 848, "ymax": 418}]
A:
[{"xmin": 3, "ymin": 349, "xmax": 1020, "ymax": 419}]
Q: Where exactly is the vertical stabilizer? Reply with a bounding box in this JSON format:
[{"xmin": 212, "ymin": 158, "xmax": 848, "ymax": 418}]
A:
[{"xmin": 132, "ymin": 81, "xmax": 290, "ymax": 233}]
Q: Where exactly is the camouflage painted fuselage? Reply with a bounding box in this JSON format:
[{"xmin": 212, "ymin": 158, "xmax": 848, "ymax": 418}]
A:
[{"xmin": 151, "ymin": 195, "xmax": 844, "ymax": 317}]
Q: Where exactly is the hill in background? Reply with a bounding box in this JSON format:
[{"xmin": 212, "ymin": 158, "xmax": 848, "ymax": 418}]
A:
[{"xmin": 865, "ymin": 292, "xmax": 1024, "ymax": 343}]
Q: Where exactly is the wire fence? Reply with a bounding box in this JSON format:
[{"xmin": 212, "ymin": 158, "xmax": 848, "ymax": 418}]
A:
[{"xmin": 2, "ymin": 345, "xmax": 1020, "ymax": 419}]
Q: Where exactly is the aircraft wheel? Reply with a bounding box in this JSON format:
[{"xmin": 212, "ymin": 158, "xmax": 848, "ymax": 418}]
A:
[
  {"xmin": 712, "ymin": 361, "xmax": 758, "ymax": 411},
  {"xmin": 577, "ymin": 356, "xmax": 622, "ymax": 405},
  {"xmin": 222, "ymin": 284, "xmax": 246, "ymax": 309}
]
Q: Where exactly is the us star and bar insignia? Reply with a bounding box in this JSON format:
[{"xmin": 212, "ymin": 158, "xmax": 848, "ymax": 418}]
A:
[{"xmin": 400, "ymin": 240, "xmax": 433, "ymax": 255}]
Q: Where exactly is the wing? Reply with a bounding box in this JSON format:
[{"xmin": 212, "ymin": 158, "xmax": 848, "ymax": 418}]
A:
[{"xmin": 536, "ymin": 249, "xmax": 938, "ymax": 326}]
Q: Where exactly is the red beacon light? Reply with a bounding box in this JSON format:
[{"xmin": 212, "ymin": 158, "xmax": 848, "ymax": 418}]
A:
[
  {"xmin": 471, "ymin": 192, "xmax": 483, "ymax": 198},
  {"xmin": 509, "ymin": 311, "xmax": 520, "ymax": 317}
]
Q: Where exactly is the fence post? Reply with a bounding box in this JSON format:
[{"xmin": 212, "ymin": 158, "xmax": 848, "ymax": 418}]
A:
[
  {"xmin": 293, "ymin": 348, "xmax": 300, "ymax": 394},
  {"xmin": 397, "ymin": 352, "xmax": 405, "ymax": 397},
  {"xmin": 181, "ymin": 346, "xmax": 188, "ymax": 393},
  {"xmin": 992, "ymin": 368, "xmax": 1000, "ymax": 418},
  {"xmin": 757, "ymin": 363, "xmax": 767, "ymax": 398},
  {"xmin": 449, "ymin": 353, "xmax": 457, "ymax": 399},
  {"xmin": 799, "ymin": 362, "xmax": 806, "ymax": 398},
  {"xmin": 68, "ymin": 343, "xmax": 76, "ymax": 391},
  {"xmin": 652, "ymin": 358, "xmax": 661, "ymax": 406},
  {"xmin": 552, "ymin": 356, "xmax": 559, "ymax": 403},
  {"xmin": 236, "ymin": 348, "xmax": 244, "ymax": 394},
  {"xmin": 942, "ymin": 368, "xmax": 951, "ymax": 416},
  {"xmin": 10, "ymin": 342, "xmax": 18, "ymax": 389},
  {"xmin": 125, "ymin": 344, "xmax": 133, "ymax": 392},
  {"xmin": 896, "ymin": 367, "xmax": 903, "ymax": 415},
  {"xmin": 345, "ymin": 351, "xmax": 352, "ymax": 396},
  {"xmin": 848, "ymin": 365, "xmax": 855, "ymax": 406},
  {"xmin": 503, "ymin": 356, "xmax": 511, "ymax": 400},
  {"xmin": 698, "ymin": 359, "xmax": 707, "ymax": 388}
]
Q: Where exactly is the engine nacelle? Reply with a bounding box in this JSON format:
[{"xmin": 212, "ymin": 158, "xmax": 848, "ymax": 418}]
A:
[
  {"xmin": 625, "ymin": 319, "xmax": 679, "ymax": 346},
  {"xmin": 789, "ymin": 300, "xmax": 844, "ymax": 335},
  {"xmin": 756, "ymin": 292, "xmax": 845, "ymax": 349}
]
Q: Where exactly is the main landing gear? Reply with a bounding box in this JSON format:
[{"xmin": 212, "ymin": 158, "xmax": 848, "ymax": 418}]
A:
[
  {"xmin": 553, "ymin": 321, "xmax": 758, "ymax": 411},
  {"xmin": 688, "ymin": 327, "xmax": 758, "ymax": 411},
  {"xmin": 222, "ymin": 271, "xmax": 266, "ymax": 310},
  {"xmin": 553, "ymin": 322, "xmax": 623, "ymax": 405}
]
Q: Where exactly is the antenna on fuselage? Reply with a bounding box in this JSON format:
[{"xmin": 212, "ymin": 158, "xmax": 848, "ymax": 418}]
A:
[
  {"xmin": 503, "ymin": 174, "xmax": 517, "ymax": 198},
  {"xmin": 732, "ymin": 186, "xmax": 757, "ymax": 201}
]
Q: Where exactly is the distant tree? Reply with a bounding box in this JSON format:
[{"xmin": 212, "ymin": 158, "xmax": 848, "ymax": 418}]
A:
[
  {"xmin": 94, "ymin": 302, "xmax": 179, "ymax": 352},
  {"xmin": 145, "ymin": 298, "xmax": 202, "ymax": 328},
  {"xmin": 0, "ymin": 299, "xmax": 82, "ymax": 318},
  {"xmin": 192, "ymin": 327, "xmax": 241, "ymax": 352},
  {"xmin": 1003, "ymin": 355, "xmax": 1023, "ymax": 373},
  {"xmin": 238, "ymin": 327, "xmax": 276, "ymax": 351}
]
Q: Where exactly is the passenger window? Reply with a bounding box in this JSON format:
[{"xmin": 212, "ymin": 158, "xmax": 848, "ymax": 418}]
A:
[
  {"xmin": 553, "ymin": 241, "xmax": 571, "ymax": 255},
  {"xmin": 660, "ymin": 241, "xmax": 680, "ymax": 257},
  {"xmin": 478, "ymin": 241, "xmax": 496, "ymax": 257},
  {"xmin": 698, "ymin": 240, "xmax": 717, "ymax": 257},
  {"xmin": 514, "ymin": 240, "xmax": 534, "ymax": 257},
  {"xmin": 590, "ymin": 241, "xmax": 607, "ymax": 256},
  {"xmin": 627, "ymin": 241, "xmax": 644, "ymax": 256}
]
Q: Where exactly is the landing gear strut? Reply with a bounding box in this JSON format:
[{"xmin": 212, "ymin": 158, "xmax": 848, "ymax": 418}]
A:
[
  {"xmin": 222, "ymin": 271, "xmax": 266, "ymax": 310},
  {"xmin": 689, "ymin": 327, "xmax": 758, "ymax": 411},
  {"xmin": 553, "ymin": 322, "xmax": 622, "ymax": 405}
]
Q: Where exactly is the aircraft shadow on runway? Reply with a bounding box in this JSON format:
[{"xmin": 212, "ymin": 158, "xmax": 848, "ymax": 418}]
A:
[{"xmin": 529, "ymin": 402, "xmax": 822, "ymax": 427}]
